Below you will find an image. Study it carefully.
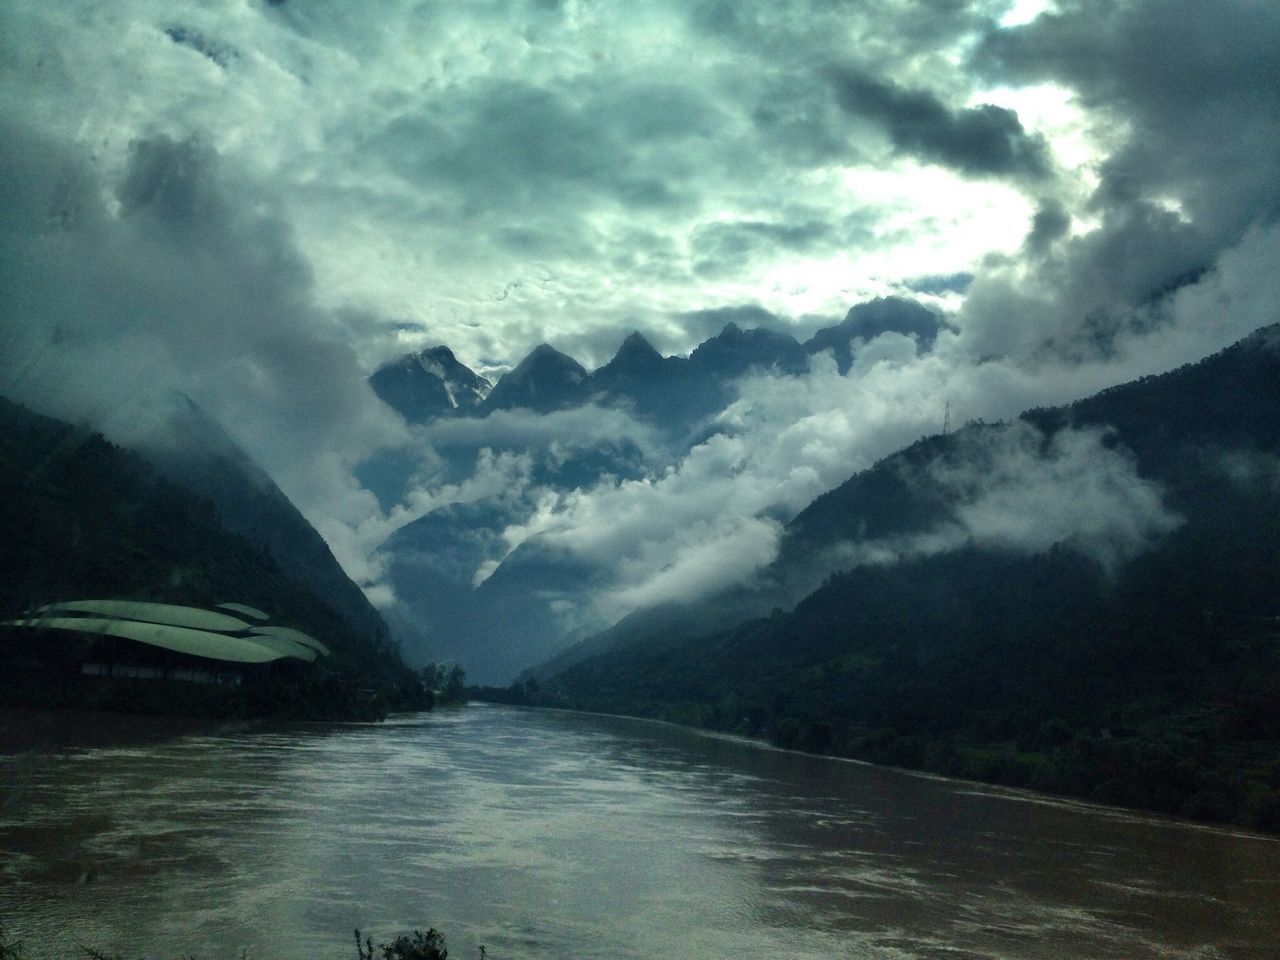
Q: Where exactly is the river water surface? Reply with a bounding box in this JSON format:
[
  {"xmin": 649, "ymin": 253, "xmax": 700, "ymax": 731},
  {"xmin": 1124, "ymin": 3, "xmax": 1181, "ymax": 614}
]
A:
[{"xmin": 1, "ymin": 705, "xmax": 1277, "ymax": 959}]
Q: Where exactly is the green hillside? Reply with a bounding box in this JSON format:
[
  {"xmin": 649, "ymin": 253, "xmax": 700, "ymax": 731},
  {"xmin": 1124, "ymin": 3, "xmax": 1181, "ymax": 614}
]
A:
[
  {"xmin": 0, "ymin": 396, "xmax": 430, "ymax": 720},
  {"xmin": 534, "ymin": 326, "xmax": 1280, "ymax": 832}
]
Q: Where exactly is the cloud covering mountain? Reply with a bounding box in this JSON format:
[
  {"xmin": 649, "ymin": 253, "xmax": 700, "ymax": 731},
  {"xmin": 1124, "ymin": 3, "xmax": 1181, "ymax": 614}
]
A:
[{"xmin": 1, "ymin": 0, "xmax": 1277, "ymax": 676}]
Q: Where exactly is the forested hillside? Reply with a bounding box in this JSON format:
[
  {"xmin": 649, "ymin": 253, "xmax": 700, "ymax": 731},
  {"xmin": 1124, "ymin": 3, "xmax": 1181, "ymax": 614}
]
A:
[
  {"xmin": 0, "ymin": 396, "xmax": 427, "ymax": 718},
  {"xmin": 533, "ymin": 326, "xmax": 1280, "ymax": 832}
]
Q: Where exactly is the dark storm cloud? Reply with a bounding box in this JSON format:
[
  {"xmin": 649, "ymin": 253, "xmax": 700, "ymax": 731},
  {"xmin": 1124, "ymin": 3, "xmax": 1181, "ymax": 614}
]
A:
[
  {"xmin": 687, "ymin": 0, "xmax": 996, "ymax": 54},
  {"xmin": 690, "ymin": 218, "xmax": 834, "ymax": 278},
  {"xmin": 164, "ymin": 25, "xmax": 238, "ymax": 69},
  {"xmin": 904, "ymin": 272, "xmax": 973, "ymax": 295},
  {"xmin": 688, "ymin": 0, "xmax": 1020, "ymax": 174},
  {"xmin": 828, "ymin": 67, "xmax": 1052, "ymax": 179},
  {"xmin": 974, "ymin": 0, "xmax": 1280, "ymax": 237},
  {"xmin": 748, "ymin": 71, "xmax": 856, "ymax": 168},
  {"xmin": 961, "ymin": 0, "xmax": 1280, "ymax": 360},
  {"xmin": 1024, "ymin": 198, "xmax": 1070, "ymax": 255}
]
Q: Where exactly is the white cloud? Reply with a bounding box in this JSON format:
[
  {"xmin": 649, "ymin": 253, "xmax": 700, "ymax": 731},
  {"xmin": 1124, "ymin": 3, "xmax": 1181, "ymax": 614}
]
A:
[
  {"xmin": 2, "ymin": 0, "xmax": 1275, "ymax": 658},
  {"xmin": 0, "ymin": 0, "xmax": 1080, "ymax": 372}
]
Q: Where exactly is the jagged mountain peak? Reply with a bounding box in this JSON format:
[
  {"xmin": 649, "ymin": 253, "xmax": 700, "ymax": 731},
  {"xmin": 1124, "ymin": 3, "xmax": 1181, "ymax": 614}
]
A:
[
  {"xmin": 515, "ymin": 343, "xmax": 587, "ymax": 376},
  {"xmin": 804, "ymin": 297, "xmax": 943, "ymax": 374},
  {"xmin": 603, "ymin": 331, "xmax": 664, "ymax": 370},
  {"xmin": 417, "ymin": 344, "xmax": 459, "ymax": 368},
  {"xmin": 368, "ymin": 343, "xmax": 491, "ymax": 422},
  {"xmin": 484, "ymin": 343, "xmax": 588, "ymax": 412},
  {"xmin": 689, "ymin": 321, "xmax": 807, "ymax": 375}
]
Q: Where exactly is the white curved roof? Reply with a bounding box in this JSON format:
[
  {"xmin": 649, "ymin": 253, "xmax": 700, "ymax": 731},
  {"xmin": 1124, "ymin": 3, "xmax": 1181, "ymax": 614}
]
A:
[{"xmin": 6, "ymin": 599, "xmax": 330, "ymax": 665}]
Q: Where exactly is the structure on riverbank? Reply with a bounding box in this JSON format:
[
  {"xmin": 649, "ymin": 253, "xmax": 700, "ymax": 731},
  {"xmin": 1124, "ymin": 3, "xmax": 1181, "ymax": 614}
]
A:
[{"xmin": 3, "ymin": 599, "xmax": 328, "ymax": 685}]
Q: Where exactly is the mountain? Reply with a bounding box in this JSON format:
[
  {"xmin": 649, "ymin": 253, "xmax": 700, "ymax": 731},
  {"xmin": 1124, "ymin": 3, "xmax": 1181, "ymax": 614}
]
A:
[
  {"xmin": 483, "ymin": 343, "xmax": 589, "ymax": 413},
  {"xmin": 381, "ymin": 498, "xmax": 515, "ymax": 668},
  {"xmin": 369, "ymin": 345, "xmax": 491, "ymax": 423},
  {"xmin": 125, "ymin": 395, "xmax": 389, "ymax": 647},
  {"xmin": 590, "ymin": 331, "xmax": 678, "ymax": 399},
  {"xmin": 368, "ymin": 298, "xmax": 942, "ymax": 427},
  {"xmin": 368, "ymin": 311, "xmax": 871, "ymax": 427},
  {"xmin": 598, "ymin": 330, "xmax": 666, "ymax": 375},
  {"xmin": 529, "ymin": 324, "xmax": 1280, "ymax": 832},
  {"xmin": 688, "ymin": 321, "xmax": 809, "ymax": 378},
  {"xmin": 0, "ymin": 395, "xmax": 420, "ymax": 716},
  {"xmin": 359, "ymin": 300, "xmax": 959, "ymax": 681},
  {"xmin": 777, "ymin": 322, "xmax": 1280, "ymax": 584},
  {"xmin": 382, "ymin": 491, "xmax": 636, "ymax": 684},
  {"xmin": 587, "ymin": 331, "xmax": 714, "ymax": 423},
  {"xmin": 803, "ymin": 297, "xmax": 945, "ymax": 374}
]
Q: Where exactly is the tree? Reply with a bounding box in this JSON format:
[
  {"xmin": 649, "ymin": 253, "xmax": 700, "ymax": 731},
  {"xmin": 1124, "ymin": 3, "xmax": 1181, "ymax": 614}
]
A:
[{"xmin": 443, "ymin": 664, "xmax": 466, "ymax": 704}]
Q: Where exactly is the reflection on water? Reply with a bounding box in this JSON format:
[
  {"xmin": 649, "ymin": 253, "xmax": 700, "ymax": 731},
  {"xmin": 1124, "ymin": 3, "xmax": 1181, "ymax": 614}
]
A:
[{"xmin": 2, "ymin": 705, "xmax": 1277, "ymax": 959}]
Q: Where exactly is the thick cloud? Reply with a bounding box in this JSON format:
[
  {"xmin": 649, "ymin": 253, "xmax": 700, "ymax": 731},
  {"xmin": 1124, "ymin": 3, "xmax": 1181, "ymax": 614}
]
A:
[
  {"xmin": 962, "ymin": 0, "xmax": 1280, "ymax": 358},
  {"xmin": 0, "ymin": 120, "xmax": 406, "ymax": 591},
  {"xmin": 976, "ymin": 0, "xmax": 1280, "ymax": 236},
  {"xmin": 927, "ymin": 421, "xmax": 1180, "ymax": 573},
  {"xmin": 829, "ymin": 67, "xmax": 1052, "ymax": 179},
  {"xmin": 0, "ymin": 0, "xmax": 1068, "ymax": 368},
  {"xmin": 905, "ymin": 273, "xmax": 974, "ymax": 296},
  {"xmin": 821, "ymin": 420, "xmax": 1182, "ymax": 578},
  {"xmin": 1024, "ymin": 198, "xmax": 1070, "ymax": 255}
]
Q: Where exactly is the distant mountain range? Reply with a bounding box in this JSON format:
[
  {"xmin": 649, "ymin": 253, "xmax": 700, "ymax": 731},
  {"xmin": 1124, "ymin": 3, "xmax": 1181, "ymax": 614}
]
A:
[
  {"xmin": 366, "ymin": 297, "xmax": 948, "ymax": 680},
  {"xmin": 520, "ymin": 324, "xmax": 1280, "ymax": 833},
  {"xmin": 370, "ymin": 296, "xmax": 945, "ymax": 428}
]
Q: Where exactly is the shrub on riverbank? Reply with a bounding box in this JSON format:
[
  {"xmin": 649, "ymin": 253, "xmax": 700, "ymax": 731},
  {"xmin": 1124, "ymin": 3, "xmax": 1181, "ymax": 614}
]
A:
[
  {"xmin": 0, "ymin": 923, "xmax": 452, "ymax": 960},
  {"xmin": 356, "ymin": 928, "xmax": 448, "ymax": 960}
]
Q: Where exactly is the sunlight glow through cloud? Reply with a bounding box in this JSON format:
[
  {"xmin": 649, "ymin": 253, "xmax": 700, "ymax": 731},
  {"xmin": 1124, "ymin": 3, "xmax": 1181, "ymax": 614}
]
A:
[{"xmin": 999, "ymin": 0, "xmax": 1056, "ymax": 28}]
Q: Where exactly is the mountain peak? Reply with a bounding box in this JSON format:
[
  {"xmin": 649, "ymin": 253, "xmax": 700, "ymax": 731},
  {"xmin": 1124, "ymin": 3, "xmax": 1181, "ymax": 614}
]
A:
[
  {"xmin": 520, "ymin": 343, "xmax": 587, "ymax": 374},
  {"xmin": 369, "ymin": 343, "xmax": 491, "ymax": 422},
  {"xmin": 484, "ymin": 343, "xmax": 588, "ymax": 412},
  {"xmin": 803, "ymin": 297, "xmax": 942, "ymax": 374},
  {"xmin": 419, "ymin": 344, "xmax": 458, "ymax": 365},
  {"xmin": 689, "ymin": 322, "xmax": 807, "ymax": 376},
  {"xmin": 607, "ymin": 331, "xmax": 664, "ymax": 369}
]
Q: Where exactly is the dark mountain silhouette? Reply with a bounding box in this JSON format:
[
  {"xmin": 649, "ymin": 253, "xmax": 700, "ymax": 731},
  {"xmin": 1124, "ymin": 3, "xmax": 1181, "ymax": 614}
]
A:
[
  {"xmin": 366, "ymin": 297, "xmax": 943, "ymax": 431},
  {"xmin": 126, "ymin": 395, "xmax": 389, "ymax": 646},
  {"xmin": 362, "ymin": 302, "xmax": 945, "ymax": 682},
  {"xmin": 0, "ymin": 395, "xmax": 411, "ymax": 704},
  {"xmin": 688, "ymin": 321, "xmax": 809, "ymax": 378},
  {"xmin": 367, "ymin": 309, "xmax": 862, "ymax": 427},
  {"xmin": 803, "ymin": 297, "xmax": 945, "ymax": 374},
  {"xmin": 598, "ymin": 330, "xmax": 666, "ymax": 375},
  {"xmin": 483, "ymin": 344, "xmax": 589, "ymax": 414},
  {"xmin": 381, "ymin": 498, "xmax": 513, "ymax": 668},
  {"xmin": 369, "ymin": 345, "xmax": 491, "ymax": 423},
  {"xmin": 586, "ymin": 331, "xmax": 714, "ymax": 423}
]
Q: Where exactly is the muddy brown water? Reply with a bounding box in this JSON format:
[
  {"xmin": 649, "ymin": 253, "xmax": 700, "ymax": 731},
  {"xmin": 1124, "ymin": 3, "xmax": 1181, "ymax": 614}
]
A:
[{"xmin": 2, "ymin": 704, "xmax": 1276, "ymax": 958}]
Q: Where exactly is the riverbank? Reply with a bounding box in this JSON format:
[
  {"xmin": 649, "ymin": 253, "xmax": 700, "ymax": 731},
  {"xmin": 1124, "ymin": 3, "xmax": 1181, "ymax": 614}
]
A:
[
  {"xmin": 467, "ymin": 689, "xmax": 1280, "ymax": 837},
  {"xmin": 0, "ymin": 706, "xmax": 260, "ymax": 754}
]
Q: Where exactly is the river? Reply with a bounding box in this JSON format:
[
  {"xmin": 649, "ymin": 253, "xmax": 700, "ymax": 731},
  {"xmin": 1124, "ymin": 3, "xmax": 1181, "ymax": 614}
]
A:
[{"xmin": 1, "ymin": 705, "xmax": 1276, "ymax": 959}]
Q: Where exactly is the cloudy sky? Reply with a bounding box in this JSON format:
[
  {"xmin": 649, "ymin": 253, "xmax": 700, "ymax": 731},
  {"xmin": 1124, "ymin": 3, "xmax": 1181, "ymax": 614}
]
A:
[{"xmin": 2, "ymin": 0, "xmax": 1278, "ymax": 641}]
